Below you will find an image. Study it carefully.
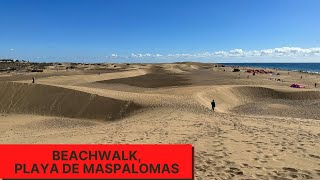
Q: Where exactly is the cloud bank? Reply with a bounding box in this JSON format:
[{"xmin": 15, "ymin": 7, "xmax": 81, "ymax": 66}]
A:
[
  {"xmin": 126, "ymin": 47, "xmax": 320, "ymax": 59},
  {"xmin": 4, "ymin": 47, "xmax": 320, "ymax": 62}
]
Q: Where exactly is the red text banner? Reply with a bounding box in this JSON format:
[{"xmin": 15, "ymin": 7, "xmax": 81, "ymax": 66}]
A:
[{"xmin": 0, "ymin": 144, "xmax": 193, "ymax": 179}]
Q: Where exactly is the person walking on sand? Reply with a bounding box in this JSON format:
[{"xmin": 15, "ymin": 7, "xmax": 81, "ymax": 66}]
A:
[
  {"xmin": 32, "ymin": 77, "xmax": 35, "ymax": 83},
  {"xmin": 316, "ymin": 83, "xmax": 317, "ymax": 88},
  {"xmin": 211, "ymin": 99, "xmax": 216, "ymax": 112}
]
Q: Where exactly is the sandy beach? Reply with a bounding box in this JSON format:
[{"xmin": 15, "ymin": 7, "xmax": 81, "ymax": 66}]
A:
[{"xmin": 0, "ymin": 62, "xmax": 319, "ymax": 179}]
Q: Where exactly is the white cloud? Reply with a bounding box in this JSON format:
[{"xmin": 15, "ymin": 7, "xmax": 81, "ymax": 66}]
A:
[
  {"xmin": 12, "ymin": 47, "xmax": 320, "ymax": 63},
  {"xmin": 10, "ymin": 49, "xmax": 14, "ymax": 51},
  {"xmin": 130, "ymin": 53, "xmax": 166, "ymax": 58},
  {"xmin": 111, "ymin": 54, "xmax": 118, "ymax": 58},
  {"xmin": 126, "ymin": 47, "xmax": 320, "ymax": 59},
  {"xmin": 214, "ymin": 51, "xmax": 227, "ymax": 56}
]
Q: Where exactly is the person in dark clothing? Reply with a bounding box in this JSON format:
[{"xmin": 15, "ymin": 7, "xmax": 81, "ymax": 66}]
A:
[
  {"xmin": 211, "ymin": 99, "xmax": 216, "ymax": 111},
  {"xmin": 32, "ymin": 77, "xmax": 35, "ymax": 83},
  {"xmin": 315, "ymin": 83, "xmax": 317, "ymax": 88}
]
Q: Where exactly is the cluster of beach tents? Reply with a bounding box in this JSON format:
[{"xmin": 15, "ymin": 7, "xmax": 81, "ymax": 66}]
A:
[{"xmin": 246, "ymin": 69, "xmax": 273, "ymax": 74}]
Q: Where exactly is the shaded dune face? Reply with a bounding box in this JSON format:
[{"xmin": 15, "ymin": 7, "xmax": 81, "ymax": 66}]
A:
[
  {"xmin": 0, "ymin": 82, "xmax": 142, "ymax": 120},
  {"xmin": 96, "ymin": 67, "xmax": 191, "ymax": 88}
]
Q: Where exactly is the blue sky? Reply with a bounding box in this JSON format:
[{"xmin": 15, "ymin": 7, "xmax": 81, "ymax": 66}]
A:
[{"xmin": 1, "ymin": 0, "xmax": 320, "ymax": 62}]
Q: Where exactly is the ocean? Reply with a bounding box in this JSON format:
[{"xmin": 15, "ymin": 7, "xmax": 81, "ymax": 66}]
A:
[{"xmin": 221, "ymin": 63, "xmax": 320, "ymax": 74}]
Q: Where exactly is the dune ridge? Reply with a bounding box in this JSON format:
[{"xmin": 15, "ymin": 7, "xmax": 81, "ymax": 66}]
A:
[
  {"xmin": 197, "ymin": 86, "xmax": 320, "ymax": 113},
  {"xmin": 230, "ymin": 86, "xmax": 320, "ymax": 100},
  {"xmin": 0, "ymin": 82, "xmax": 142, "ymax": 120}
]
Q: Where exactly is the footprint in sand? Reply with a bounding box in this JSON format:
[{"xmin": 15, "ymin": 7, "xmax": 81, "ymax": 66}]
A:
[
  {"xmin": 309, "ymin": 154, "xmax": 320, "ymax": 159},
  {"xmin": 241, "ymin": 163, "xmax": 249, "ymax": 167},
  {"xmin": 260, "ymin": 160, "xmax": 268, "ymax": 163},
  {"xmin": 224, "ymin": 167, "xmax": 244, "ymax": 176},
  {"xmin": 282, "ymin": 167, "xmax": 298, "ymax": 172}
]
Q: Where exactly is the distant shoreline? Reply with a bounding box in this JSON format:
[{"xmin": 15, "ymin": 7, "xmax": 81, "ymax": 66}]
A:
[
  {"xmin": 1, "ymin": 59, "xmax": 320, "ymax": 74},
  {"xmin": 220, "ymin": 62, "xmax": 320, "ymax": 74}
]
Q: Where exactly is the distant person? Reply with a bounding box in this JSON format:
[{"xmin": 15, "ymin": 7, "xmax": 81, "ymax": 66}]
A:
[
  {"xmin": 253, "ymin": 72, "xmax": 255, "ymax": 76},
  {"xmin": 32, "ymin": 77, "xmax": 35, "ymax": 83},
  {"xmin": 315, "ymin": 83, "xmax": 317, "ymax": 88},
  {"xmin": 211, "ymin": 99, "xmax": 216, "ymax": 111},
  {"xmin": 300, "ymin": 76, "xmax": 303, "ymax": 79}
]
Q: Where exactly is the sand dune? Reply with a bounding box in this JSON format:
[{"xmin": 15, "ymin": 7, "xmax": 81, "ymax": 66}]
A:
[
  {"xmin": 161, "ymin": 64, "xmax": 188, "ymax": 73},
  {"xmin": 199, "ymin": 86, "xmax": 320, "ymax": 109},
  {"xmin": 229, "ymin": 86, "xmax": 320, "ymax": 100},
  {"xmin": 161, "ymin": 63, "xmax": 199, "ymax": 73},
  {"xmin": 0, "ymin": 82, "xmax": 141, "ymax": 120},
  {"xmin": 16, "ymin": 69, "xmax": 147, "ymax": 86},
  {"xmin": 1, "ymin": 63, "xmax": 320, "ymax": 179},
  {"xmin": 97, "ymin": 68, "xmax": 190, "ymax": 88}
]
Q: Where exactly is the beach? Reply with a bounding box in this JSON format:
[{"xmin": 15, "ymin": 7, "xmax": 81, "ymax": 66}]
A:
[{"xmin": 0, "ymin": 62, "xmax": 320, "ymax": 179}]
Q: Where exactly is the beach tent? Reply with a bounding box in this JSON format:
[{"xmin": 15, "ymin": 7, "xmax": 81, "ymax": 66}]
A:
[{"xmin": 290, "ymin": 83, "xmax": 305, "ymax": 88}]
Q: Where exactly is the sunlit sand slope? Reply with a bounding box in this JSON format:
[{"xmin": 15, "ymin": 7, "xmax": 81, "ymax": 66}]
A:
[{"xmin": 198, "ymin": 86, "xmax": 320, "ymax": 119}]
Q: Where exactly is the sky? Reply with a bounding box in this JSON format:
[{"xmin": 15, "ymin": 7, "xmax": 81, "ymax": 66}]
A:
[{"xmin": 0, "ymin": 0, "xmax": 320, "ymax": 63}]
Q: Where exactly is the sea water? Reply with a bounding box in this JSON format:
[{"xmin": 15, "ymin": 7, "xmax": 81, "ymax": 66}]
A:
[{"xmin": 221, "ymin": 63, "xmax": 320, "ymax": 74}]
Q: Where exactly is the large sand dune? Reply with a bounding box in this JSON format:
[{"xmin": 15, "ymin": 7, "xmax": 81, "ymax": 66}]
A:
[
  {"xmin": 198, "ymin": 86, "xmax": 320, "ymax": 109},
  {"xmin": 0, "ymin": 82, "xmax": 141, "ymax": 120},
  {"xmin": 1, "ymin": 63, "xmax": 320, "ymax": 179},
  {"xmin": 229, "ymin": 86, "xmax": 320, "ymax": 100},
  {"xmin": 97, "ymin": 67, "xmax": 191, "ymax": 88},
  {"xmin": 198, "ymin": 86, "xmax": 320, "ymax": 119}
]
